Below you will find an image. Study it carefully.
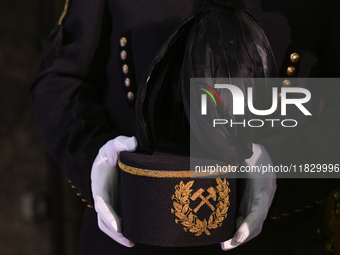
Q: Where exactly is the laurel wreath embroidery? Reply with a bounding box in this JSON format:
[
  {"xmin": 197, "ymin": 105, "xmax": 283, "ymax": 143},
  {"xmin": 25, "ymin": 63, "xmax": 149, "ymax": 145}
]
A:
[{"xmin": 171, "ymin": 178, "xmax": 230, "ymax": 236}]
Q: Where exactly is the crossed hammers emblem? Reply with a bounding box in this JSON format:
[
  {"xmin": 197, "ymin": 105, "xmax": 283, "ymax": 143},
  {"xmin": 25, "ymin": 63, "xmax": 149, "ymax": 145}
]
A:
[{"xmin": 190, "ymin": 187, "xmax": 217, "ymax": 213}]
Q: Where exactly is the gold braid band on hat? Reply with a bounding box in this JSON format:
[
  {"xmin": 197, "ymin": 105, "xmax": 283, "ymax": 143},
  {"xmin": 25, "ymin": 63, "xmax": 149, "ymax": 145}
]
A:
[{"xmin": 118, "ymin": 160, "xmax": 236, "ymax": 178}]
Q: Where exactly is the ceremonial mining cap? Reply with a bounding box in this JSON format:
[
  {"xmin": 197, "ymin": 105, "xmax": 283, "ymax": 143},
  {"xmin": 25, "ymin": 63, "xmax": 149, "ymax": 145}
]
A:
[{"xmin": 119, "ymin": 0, "xmax": 277, "ymax": 247}]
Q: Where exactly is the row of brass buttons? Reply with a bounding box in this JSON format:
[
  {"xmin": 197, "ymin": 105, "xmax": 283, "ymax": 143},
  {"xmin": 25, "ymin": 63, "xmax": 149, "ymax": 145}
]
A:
[
  {"xmin": 278, "ymin": 52, "xmax": 300, "ymax": 99},
  {"xmin": 120, "ymin": 37, "xmax": 134, "ymax": 102},
  {"xmin": 68, "ymin": 180, "xmax": 93, "ymax": 209},
  {"xmin": 270, "ymin": 201, "xmax": 321, "ymax": 220},
  {"xmin": 286, "ymin": 53, "xmax": 300, "ymax": 77},
  {"xmin": 274, "ymin": 52, "xmax": 322, "ymax": 220}
]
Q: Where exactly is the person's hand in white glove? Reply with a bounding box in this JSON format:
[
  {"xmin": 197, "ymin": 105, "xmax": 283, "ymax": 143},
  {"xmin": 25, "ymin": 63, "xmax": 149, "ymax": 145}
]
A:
[
  {"xmin": 221, "ymin": 143, "xmax": 277, "ymax": 251},
  {"xmin": 91, "ymin": 136, "xmax": 137, "ymax": 247}
]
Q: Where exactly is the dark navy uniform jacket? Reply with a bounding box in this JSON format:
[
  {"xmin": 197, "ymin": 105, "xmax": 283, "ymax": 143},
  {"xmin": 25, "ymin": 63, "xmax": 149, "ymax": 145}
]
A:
[{"xmin": 30, "ymin": 0, "xmax": 340, "ymax": 254}]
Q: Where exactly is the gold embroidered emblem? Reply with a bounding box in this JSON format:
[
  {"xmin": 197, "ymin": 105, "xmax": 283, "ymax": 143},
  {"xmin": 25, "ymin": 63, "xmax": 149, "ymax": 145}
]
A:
[{"xmin": 171, "ymin": 178, "xmax": 230, "ymax": 236}]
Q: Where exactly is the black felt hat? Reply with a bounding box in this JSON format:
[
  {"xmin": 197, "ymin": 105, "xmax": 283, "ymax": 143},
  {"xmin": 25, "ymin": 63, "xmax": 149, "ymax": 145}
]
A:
[
  {"xmin": 119, "ymin": 0, "xmax": 277, "ymax": 247},
  {"xmin": 119, "ymin": 151, "xmax": 236, "ymax": 247}
]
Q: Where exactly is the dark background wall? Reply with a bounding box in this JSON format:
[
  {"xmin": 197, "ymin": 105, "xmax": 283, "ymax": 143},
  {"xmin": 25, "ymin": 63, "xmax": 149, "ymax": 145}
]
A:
[{"xmin": 0, "ymin": 1, "xmax": 83, "ymax": 254}]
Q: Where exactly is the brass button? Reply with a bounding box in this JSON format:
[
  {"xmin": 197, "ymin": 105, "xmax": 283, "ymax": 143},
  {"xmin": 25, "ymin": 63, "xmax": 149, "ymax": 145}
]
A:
[
  {"xmin": 87, "ymin": 205, "xmax": 94, "ymax": 209},
  {"xmin": 120, "ymin": 50, "xmax": 127, "ymax": 60},
  {"xmin": 281, "ymin": 211, "xmax": 291, "ymax": 216},
  {"xmin": 76, "ymin": 193, "xmax": 82, "ymax": 197},
  {"xmin": 271, "ymin": 215, "xmax": 280, "ymax": 220},
  {"xmin": 282, "ymin": 79, "xmax": 292, "ymax": 87},
  {"xmin": 122, "ymin": 64, "xmax": 129, "ymax": 74},
  {"xmin": 294, "ymin": 208, "xmax": 304, "ymax": 213},
  {"xmin": 71, "ymin": 185, "xmax": 77, "ymax": 189},
  {"xmin": 124, "ymin": 78, "xmax": 130, "ymax": 87},
  {"xmin": 127, "ymin": 92, "xmax": 134, "ymax": 101},
  {"xmin": 334, "ymin": 191, "xmax": 340, "ymax": 199},
  {"xmin": 290, "ymin": 53, "xmax": 300, "ymax": 63},
  {"xmin": 81, "ymin": 198, "xmax": 88, "ymax": 203},
  {"xmin": 120, "ymin": 37, "xmax": 127, "ymax": 47},
  {"xmin": 68, "ymin": 180, "xmax": 72, "ymax": 183},
  {"xmin": 287, "ymin": 66, "xmax": 296, "ymax": 76}
]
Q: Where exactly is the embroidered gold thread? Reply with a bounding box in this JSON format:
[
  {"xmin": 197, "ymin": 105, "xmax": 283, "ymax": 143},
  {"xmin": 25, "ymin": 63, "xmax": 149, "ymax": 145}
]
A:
[
  {"xmin": 171, "ymin": 178, "xmax": 230, "ymax": 236},
  {"xmin": 191, "ymin": 187, "xmax": 216, "ymax": 213},
  {"xmin": 58, "ymin": 0, "xmax": 70, "ymax": 25},
  {"xmin": 118, "ymin": 161, "xmax": 233, "ymax": 178}
]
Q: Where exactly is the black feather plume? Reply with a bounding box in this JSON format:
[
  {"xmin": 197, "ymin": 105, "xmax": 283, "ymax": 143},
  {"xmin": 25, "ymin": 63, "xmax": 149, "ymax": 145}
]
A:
[
  {"xmin": 195, "ymin": 0, "xmax": 248, "ymax": 13},
  {"xmin": 135, "ymin": 1, "xmax": 276, "ymax": 165}
]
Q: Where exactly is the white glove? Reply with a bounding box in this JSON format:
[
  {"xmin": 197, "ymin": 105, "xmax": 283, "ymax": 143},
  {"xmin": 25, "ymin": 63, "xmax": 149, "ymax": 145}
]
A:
[
  {"xmin": 91, "ymin": 136, "xmax": 137, "ymax": 247},
  {"xmin": 221, "ymin": 144, "xmax": 277, "ymax": 251}
]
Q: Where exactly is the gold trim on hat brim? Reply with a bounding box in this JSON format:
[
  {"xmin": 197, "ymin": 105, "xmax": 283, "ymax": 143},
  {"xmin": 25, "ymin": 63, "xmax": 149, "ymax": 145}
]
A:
[{"xmin": 118, "ymin": 160, "xmax": 236, "ymax": 178}]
